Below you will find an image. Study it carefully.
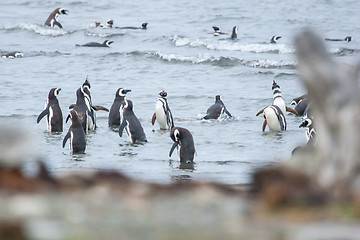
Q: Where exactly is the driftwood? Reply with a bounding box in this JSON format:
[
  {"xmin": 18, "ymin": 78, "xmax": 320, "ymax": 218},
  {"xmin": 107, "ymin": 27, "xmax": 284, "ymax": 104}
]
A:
[{"xmin": 288, "ymin": 29, "xmax": 360, "ymax": 195}]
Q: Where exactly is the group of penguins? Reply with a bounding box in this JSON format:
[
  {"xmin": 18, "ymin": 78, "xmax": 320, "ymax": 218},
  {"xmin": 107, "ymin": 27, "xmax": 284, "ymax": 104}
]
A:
[{"xmin": 37, "ymin": 77, "xmax": 235, "ymax": 164}]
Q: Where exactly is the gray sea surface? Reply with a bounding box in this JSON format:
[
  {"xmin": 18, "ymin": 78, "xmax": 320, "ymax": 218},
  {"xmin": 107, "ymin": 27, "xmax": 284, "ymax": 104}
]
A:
[{"xmin": 0, "ymin": 0, "xmax": 359, "ymax": 185}]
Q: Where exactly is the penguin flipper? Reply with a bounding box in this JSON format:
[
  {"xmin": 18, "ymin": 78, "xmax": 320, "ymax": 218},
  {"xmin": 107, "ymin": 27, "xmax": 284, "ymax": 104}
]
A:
[
  {"xmin": 224, "ymin": 108, "xmax": 232, "ymax": 118},
  {"xmin": 151, "ymin": 113, "xmax": 156, "ymax": 125},
  {"xmin": 62, "ymin": 132, "xmax": 71, "ymax": 148},
  {"xmin": 88, "ymin": 110, "xmax": 96, "ymax": 126},
  {"xmin": 169, "ymin": 142, "xmax": 178, "ymax": 157},
  {"xmin": 256, "ymin": 108, "xmax": 265, "ymax": 116},
  {"xmin": 262, "ymin": 119, "xmax": 267, "ymax": 131},
  {"xmin": 65, "ymin": 114, "xmax": 71, "ymax": 123},
  {"xmin": 54, "ymin": 21, "xmax": 63, "ymax": 29},
  {"xmin": 37, "ymin": 108, "xmax": 49, "ymax": 123},
  {"xmin": 92, "ymin": 105, "xmax": 109, "ymax": 112},
  {"xmin": 119, "ymin": 121, "xmax": 127, "ymax": 137},
  {"xmin": 69, "ymin": 104, "xmax": 76, "ymax": 109},
  {"xmin": 286, "ymin": 106, "xmax": 299, "ymax": 116}
]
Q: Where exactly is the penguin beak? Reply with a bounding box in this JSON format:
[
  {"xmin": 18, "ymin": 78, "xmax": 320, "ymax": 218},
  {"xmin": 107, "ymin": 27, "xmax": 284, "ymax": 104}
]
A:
[
  {"xmin": 124, "ymin": 89, "xmax": 131, "ymax": 93},
  {"xmin": 62, "ymin": 9, "xmax": 68, "ymax": 15},
  {"xmin": 109, "ymin": 41, "xmax": 114, "ymax": 45}
]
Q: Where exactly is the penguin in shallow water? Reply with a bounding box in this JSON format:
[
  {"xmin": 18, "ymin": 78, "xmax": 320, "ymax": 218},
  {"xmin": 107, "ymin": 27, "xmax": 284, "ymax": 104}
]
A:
[
  {"xmin": 76, "ymin": 40, "xmax": 113, "ymax": 47},
  {"xmin": 169, "ymin": 127, "xmax": 195, "ymax": 164},
  {"xmin": 212, "ymin": 26, "xmax": 226, "ymax": 36},
  {"xmin": 119, "ymin": 100, "xmax": 147, "ymax": 143},
  {"xmin": 231, "ymin": 26, "xmax": 238, "ymax": 39},
  {"xmin": 45, "ymin": 8, "xmax": 68, "ymax": 28},
  {"xmin": 325, "ymin": 36, "xmax": 352, "ymax": 42},
  {"xmin": 108, "ymin": 88, "xmax": 131, "ymax": 126},
  {"xmin": 261, "ymin": 105, "xmax": 287, "ymax": 131},
  {"xmin": 290, "ymin": 94, "xmax": 309, "ymax": 116},
  {"xmin": 63, "ymin": 110, "xmax": 86, "ymax": 154},
  {"xmin": 203, "ymin": 95, "xmax": 232, "ymax": 120},
  {"xmin": 151, "ymin": 90, "xmax": 174, "ymax": 130},
  {"xmin": 2, "ymin": 51, "xmax": 23, "ymax": 58},
  {"xmin": 95, "ymin": 19, "xmax": 113, "ymax": 28},
  {"xmin": 116, "ymin": 22, "xmax": 148, "ymax": 29},
  {"xmin": 37, "ymin": 88, "xmax": 63, "ymax": 132},
  {"xmin": 270, "ymin": 35, "xmax": 282, "ymax": 43}
]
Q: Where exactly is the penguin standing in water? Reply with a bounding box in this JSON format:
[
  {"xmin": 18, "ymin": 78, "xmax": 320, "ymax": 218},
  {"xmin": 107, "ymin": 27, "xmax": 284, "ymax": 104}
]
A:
[
  {"xmin": 261, "ymin": 105, "xmax": 287, "ymax": 131},
  {"xmin": 37, "ymin": 88, "xmax": 63, "ymax": 132},
  {"xmin": 108, "ymin": 88, "xmax": 131, "ymax": 126},
  {"xmin": 119, "ymin": 100, "xmax": 147, "ymax": 143},
  {"xmin": 169, "ymin": 127, "xmax": 195, "ymax": 164},
  {"xmin": 151, "ymin": 90, "xmax": 174, "ymax": 130},
  {"xmin": 45, "ymin": 8, "xmax": 68, "ymax": 28},
  {"xmin": 202, "ymin": 95, "xmax": 232, "ymax": 120},
  {"xmin": 299, "ymin": 117, "xmax": 316, "ymax": 145},
  {"xmin": 63, "ymin": 110, "xmax": 86, "ymax": 154}
]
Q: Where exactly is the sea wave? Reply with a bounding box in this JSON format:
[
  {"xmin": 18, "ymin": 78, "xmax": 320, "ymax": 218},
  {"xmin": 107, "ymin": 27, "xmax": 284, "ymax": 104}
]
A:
[
  {"xmin": 170, "ymin": 35, "xmax": 295, "ymax": 54},
  {"xmin": 2, "ymin": 24, "xmax": 75, "ymax": 36},
  {"xmin": 84, "ymin": 31, "xmax": 125, "ymax": 38}
]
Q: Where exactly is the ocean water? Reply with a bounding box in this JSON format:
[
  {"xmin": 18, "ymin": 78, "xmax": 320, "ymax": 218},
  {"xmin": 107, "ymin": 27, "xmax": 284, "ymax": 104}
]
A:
[{"xmin": 0, "ymin": 0, "xmax": 359, "ymax": 185}]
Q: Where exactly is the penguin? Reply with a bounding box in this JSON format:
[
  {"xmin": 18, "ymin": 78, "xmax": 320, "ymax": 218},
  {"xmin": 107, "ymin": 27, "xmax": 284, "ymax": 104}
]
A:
[
  {"xmin": 63, "ymin": 110, "xmax": 86, "ymax": 154},
  {"xmin": 261, "ymin": 105, "xmax": 287, "ymax": 131},
  {"xmin": 108, "ymin": 88, "xmax": 131, "ymax": 126},
  {"xmin": 325, "ymin": 36, "xmax": 352, "ymax": 42},
  {"xmin": 76, "ymin": 40, "xmax": 113, "ymax": 47},
  {"xmin": 212, "ymin": 26, "xmax": 226, "ymax": 36},
  {"xmin": 202, "ymin": 95, "xmax": 232, "ymax": 120},
  {"xmin": 270, "ymin": 35, "xmax": 282, "ymax": 43},
  {"xmin": 169, "ymin": 127, "xmax": 195, "ymax": 164},
  {"xmin": 151, "ymin": 90, "xmax": 174, "ymax": 130},
  {"xmin": 231, "ymin": 26, "xmax": 238, "ymax": 39},
  {"xmin": 119, "ymin": 100, "xmax": 147, "ymax": 143},
  {"xmin": 45, "ymin": 8, "xmax": 68, "ymax": 28},
  {"xmin": 116, "ymin": 22, "xmax": 148, "ymax": 30},
  {"xmin": 290, "ymin": 94, "xmax": 309, "ymax": 116},
  {"xmin": 299, "ymin": 117, "xmax": 316, "ymax": 145},
  {"xmin": 37, "ymin": 88, "xmax": 63, "ymax": 132},
  {"xmin": 2, "ymin": 51, "xmax": 24, "ymax": 58},
  {"xmin": 95, "ymin": 19, "xmax": 113, "ymax": 28}
]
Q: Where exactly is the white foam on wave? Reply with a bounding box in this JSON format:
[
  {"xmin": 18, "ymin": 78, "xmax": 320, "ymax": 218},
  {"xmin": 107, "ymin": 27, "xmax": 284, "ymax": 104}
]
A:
[
  {"xmin": 170, "ymin": 35, "xmax": 295, "ymax": 54},
  {"xmin": 153, "ymin": 51, "xmax": 215, "ymax": 63},
  {"xmin": 240, "ymin": 59, "xmax": 296, "ymax": 69},
  {"xmin": 18, "ymin": 24, "xmax": 69, "ymax": 36}
]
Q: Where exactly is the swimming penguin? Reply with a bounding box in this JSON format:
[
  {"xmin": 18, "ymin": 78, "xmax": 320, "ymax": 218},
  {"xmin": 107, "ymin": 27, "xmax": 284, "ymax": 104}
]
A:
[
  {"xmin": 119, "ymin": 100, "xmax": 147, "ymax": 143},
  {"xmin": 116, "ymin": 22, "xmax": 148, "ymax": 30},
  {"xmin": 151, "ymin": 90, "xmax": 174, "ymax": 130},
  {"xmin": 63, "ymin": 110, "xmax": 86, "ymax": 154},
  {"xmin": 290, "ymin": 94, "xmax": 309, "ymax": 116},
  {"xmin": 299, "ymin": 117, "xmax": 316, "ymax": 145},
  {"xmin": 37, "ymin": 88, "xmax": 63, "ymax": 132},
  {"xmin": 76, "ymin": 40, "xmax": 113, "ymax": 47},
  {"xmin": 325, "ymin": 36, "xmax": 352, "ymax": 42},
  {"xmin": 45, "ymin": 8, "xmax": 68, "ymax": 28},
  {"xmin": 212, "ymin": 26, "xmax": 226, "ymax": 36},
  {"xmin": 2, "ymin": 51, "xmax": 24, "ymax": 58},
  {"xmin": 95, "ymin": 19, "xmax": 113, "ymax": 28},
  {"xmin": 231, "ymin": 26, "xmax": 238, "ymax": 39},
  {"xmin": 270, "ymin": 35, "xmax": 282, "ymax": 43},
  {"xmin": 169, "ymin": 127, "xmax": 195, "ymax": 164},
  {"xmin": 202, "ymin": 95, "xmax": 232, "ymax": 120},
  {"xmin": 108, "ymin": 88, "xmax": 131, "ymax": 126},
  {"xmin": 261, "ymin": 105, "xmax": 287, "ymax": 131}
]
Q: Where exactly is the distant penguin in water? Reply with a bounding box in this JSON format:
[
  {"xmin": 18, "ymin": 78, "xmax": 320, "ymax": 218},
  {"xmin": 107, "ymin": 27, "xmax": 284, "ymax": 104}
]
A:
[
  {"xmin": 212, "ymin": 26, "xmax": 226, "ymax": 36},
  {"xmin": 290, "ymin": 94, "xmax": 309, "ymax": 116},
  {"xmin": 76, "ymin": 40, "xmax": 113, "ymax": 47},
  {"xmin": 325, "ymin": 36, "xmax": 352, "ymax": 42},
  {"xmin": 116, "ymin": 22, "xmax": 148, "ymax": 30},
  {"xmin": 169, "ymin": 127, "xmax": 195, "ymax": 164},
  {"xmin": 270, "ymin": 35, "xmax": 282, "ymax": 43},
  {"xmin": 95, "ymin": 19, "xmax": 113, "ymax": 28},
  {"xmin": 63, "ymin": 110, "xmax": 86, "ymax": 154},
  {"xmin": 202, "ymin": 95, "xmax": 232, "ymax": 120},
  {"xmin": 45, "ymin": 8, "xmax": 68, "ymax": 28},
  {"xmin": 108, "ymin": 88, "xmax": 131, "ymax": 126},
  {"xmin": 119, "ymin": 100, "xmax": 147, "ymax": 143},
  {"xmin": 261, "ymin": 105, "xmax": 287, "ymax": 131},
  {"xmin": 37, "ymin": 88, "xmax": 63, "ymax": 132},
  {"xmin": 231, "ymin": 26, "xmax": 238, "ymax": 39},
  {"xmin": 151, "ymin": 90, "xmax": 174, "ymax": 130},
  {"xmin": 2, "ymin": 51, "xmax": 24, "ymax": 58}
]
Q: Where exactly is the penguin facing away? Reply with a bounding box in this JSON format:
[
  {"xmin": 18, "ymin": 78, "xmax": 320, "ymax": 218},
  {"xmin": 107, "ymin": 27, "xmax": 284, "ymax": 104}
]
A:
[
  {"xmin": 261, "ymin": 105, "xmax": 287, "ymax": 131},
  {"xmin": 169, "ymin": 127, "xmax": 195, "ymax": 164},
  {"xmin": 203, "ymin": 95, "xmax": 232, "ymax": 120},
  {"xmin": 108, "ymin": 88, "xmax": 132, "ymax": 126},
  {"xmin": 119, "ymin": 100, "xmax": 147, "ymax": 143},
  {"xmin": 151, "ymin": 90, "xmax": 174, "ymax": 130},
  {"xmin": 63, "ymin": 110, "xmax": 86, "ymax": 154},
  {"xmin": 45, "ymin": 8, "xmax": 68, "ymax": 28},
  {"xmin": 37, "ymin": 88, "xmax": 63, "ymax": 132}
]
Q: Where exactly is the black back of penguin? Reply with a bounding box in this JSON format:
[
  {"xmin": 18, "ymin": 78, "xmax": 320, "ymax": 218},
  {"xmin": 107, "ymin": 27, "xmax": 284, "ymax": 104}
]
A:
[
  {"xmin": 63, "ymin": 110, "xmax": 86, "ymax": 154},
  {"xmin": 203, "ymin": 95, "xmax": 232, "ymax": 119},
  {"xmin": 119, "ymin": 100, "xmax": 147, "ymax": 143},
  {"xmin": 71, "ymin": 88, "xmax": 91, "ymax": 132},
  {"xmin": 169, "ymin": 127, "xmax": 195, "ymax": 163},
  {"xmin": 37, "ymin": 88, "xmax": 63, "ymax": 132}
]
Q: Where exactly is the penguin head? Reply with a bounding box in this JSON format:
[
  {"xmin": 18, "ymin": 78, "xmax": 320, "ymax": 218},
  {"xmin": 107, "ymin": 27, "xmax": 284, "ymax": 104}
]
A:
[
  {"xmin": 215, "ymin": 95, "xmax": 221, "ymax": 101},
  {"xmin": 299, "ymin": 118, "xmax": 312, "ymax": 128},
  {"xmin": 212, "ymin": 26, "xmax": 220, "ymax": 32},
  {"xmin": 271, "ymin": 35, "xmax": 282, "ymax": 43},
  {"xmin": 58, "ymin": 8, "xmax": 68, "ymax": 15},
  {"xmin": 107, "ymin": 19, "xmax": 114, "ymax": 27},
  {"xmin": 141, "ymin": 22, "xmax": 148, "ymax": 29},
  {"xmin": 116, "ymin": 88, "xmax": 131, "ymax": 97},
  {"xmin": 159, "ymin": 90, "xmax": 167, "ymax": 98},
  {"xmin": 170, "ymin": 127, "xmax": 181, "ymax": 143},
  {"xmin": 272, "ymin": 80, "xmax": 280, "ymax": 90},
  {"xmin": 123, "ymin": 99, "xmax": 133, "ymax": 111},
  {"xmin": 82, "ymin": 77, "xmax": 91, "ymax": 90},
  {"xmin": 49, "ymin": 88, "xmax": 61, "ymax": 99},
  {"xmin": 104, "ymin": 40, "xmax": 114, "ymax": 47},
  {"xmin": 345, "ymin": 36, "xmax": 352, "ymax": 42}
]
